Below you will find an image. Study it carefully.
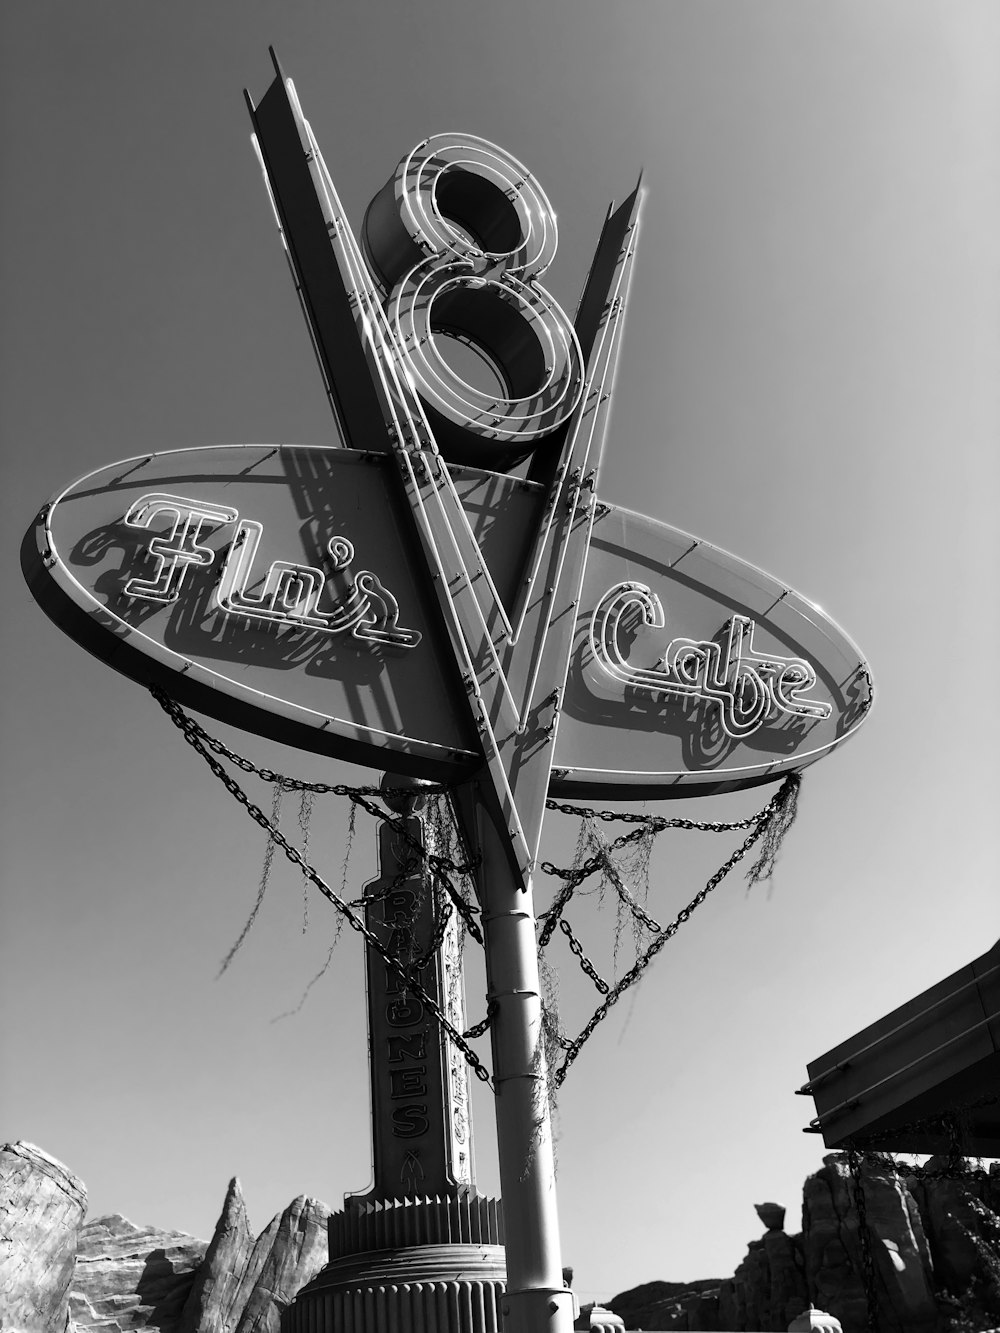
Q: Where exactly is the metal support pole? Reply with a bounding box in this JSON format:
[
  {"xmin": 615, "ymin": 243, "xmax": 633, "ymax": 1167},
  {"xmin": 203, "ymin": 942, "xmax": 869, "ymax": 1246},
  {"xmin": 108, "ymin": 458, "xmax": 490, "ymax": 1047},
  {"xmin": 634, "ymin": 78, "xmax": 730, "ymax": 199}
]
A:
[{"xmin": 468, "ymin": 789, "xmax": 576, "ymax": 1333}]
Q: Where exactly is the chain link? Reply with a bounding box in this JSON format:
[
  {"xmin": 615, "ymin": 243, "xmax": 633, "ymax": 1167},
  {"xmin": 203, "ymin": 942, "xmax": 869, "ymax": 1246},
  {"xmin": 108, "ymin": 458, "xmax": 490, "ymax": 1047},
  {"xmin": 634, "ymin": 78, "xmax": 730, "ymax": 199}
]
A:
[
  {"xmin": 537, "ymin": 881, "xmax": 581, "ymax": 949},
  {"xmin": 405, "ymin": 886, "xmax": 454, "ymax": 977},
  {"xmin": 537, "ymin": 826, "xmax": 653, "ymax": 946},
  {"xmin": 537, "ymin": 774, "xmax": 795, "ymax": 948},
  {"xmin": 548, "ymin": 1022, "xmax": 576, "ymax": 1051},
  {"xmin": 847, "ymin": 1092, "xmax": 998, "ymax": 1183},
  {"xmin": 343, "ymin": 785, "xmax": 485, "ymax": 945},
  {"xmin": 162, "ymin": 697, "xmax": 449, "ymax": 800},
  {"xmin": 463, "ymin": 1001, "xmax": 496, "ymax": 1040},
  {"xmin": 558, "ymin": 918, "xmax": 610, "ymax": 994},
  {"xmin": 551, "ymin": 806, "xmax": 781, "ymax": 1087},
  {"xmin": 546, "ymin": 797, "xmax": 775, "ymax": 833},
  {"xmin": 347, "ymin": 856, "xmax": 419, "ymax": 909},
  {"xmin": 150, "ymin": 687, "xmax": 484, "ymax": 943},
  {"xmin": 150, "ymin": 685, "xmax": 494, "ymax": 1089},
  {"xmin": 847, "ymin": 1147, "xmax": 880, "ymax": 1333},
  {"xmin": 588, "ymin": 826, "xmax": 661, "ymax": 934},
  {"xmin": 541, "ymin": 824, "xmax": 653, "ymax": 883},
  {"xmin": 858, "ymin": 1154, "xmax": 991, "ymax": 1185}
]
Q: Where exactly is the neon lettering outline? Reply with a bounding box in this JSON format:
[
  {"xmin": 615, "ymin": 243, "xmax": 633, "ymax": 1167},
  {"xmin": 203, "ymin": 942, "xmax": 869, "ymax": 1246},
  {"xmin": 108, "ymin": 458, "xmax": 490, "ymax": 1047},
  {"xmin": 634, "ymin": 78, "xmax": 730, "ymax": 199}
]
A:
[
  {"xmin": 590, "ymin": 581, "xmax": 832, "ymax": 740},
  {"xmin": 122, "ymin": 493, "xmax": 239, "ymax": 602},
  {"xmin": 122, "ymin": 492, "xmax": 420, "ymax": 648}
]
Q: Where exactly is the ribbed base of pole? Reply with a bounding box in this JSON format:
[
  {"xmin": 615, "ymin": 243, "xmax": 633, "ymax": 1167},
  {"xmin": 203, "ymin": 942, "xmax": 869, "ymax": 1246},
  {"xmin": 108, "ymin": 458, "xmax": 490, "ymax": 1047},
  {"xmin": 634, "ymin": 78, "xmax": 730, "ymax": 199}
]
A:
[
  {"xmin": 285, "ymin": 1198, "xmax": 508, "ymax": 1333},
  {"xmin": 286, "ymin": 1262, "xmax": 506, "ymax": 1333},
  {"xmin": 329, "ymin": 1194, "xmax": 504, "ymax": 1255}
]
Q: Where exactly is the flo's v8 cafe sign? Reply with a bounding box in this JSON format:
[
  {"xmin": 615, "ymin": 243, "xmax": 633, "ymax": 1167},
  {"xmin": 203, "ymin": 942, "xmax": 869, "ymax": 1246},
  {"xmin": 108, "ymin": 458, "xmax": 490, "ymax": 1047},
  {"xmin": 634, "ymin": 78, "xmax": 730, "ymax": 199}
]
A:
[{"xmin": 22, "ymin": 55, "xmax": 872, "ymax": 864}]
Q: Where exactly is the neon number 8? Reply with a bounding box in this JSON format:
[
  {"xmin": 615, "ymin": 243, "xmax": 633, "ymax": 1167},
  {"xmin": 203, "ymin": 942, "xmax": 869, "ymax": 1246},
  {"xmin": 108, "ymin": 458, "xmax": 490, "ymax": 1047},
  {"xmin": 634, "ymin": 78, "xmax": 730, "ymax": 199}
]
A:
[{"xmin": 363, "ymin": 134, "xmax": 584, "ymax": 468}]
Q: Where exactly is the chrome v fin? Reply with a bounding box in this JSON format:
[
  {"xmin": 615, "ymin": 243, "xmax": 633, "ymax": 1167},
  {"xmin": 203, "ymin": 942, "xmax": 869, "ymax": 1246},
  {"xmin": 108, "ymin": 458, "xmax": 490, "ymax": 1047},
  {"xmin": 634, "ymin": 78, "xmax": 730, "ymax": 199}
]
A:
[{"xmin": 248, "ymin": 70, "xmax": 642, "ymax": 885}]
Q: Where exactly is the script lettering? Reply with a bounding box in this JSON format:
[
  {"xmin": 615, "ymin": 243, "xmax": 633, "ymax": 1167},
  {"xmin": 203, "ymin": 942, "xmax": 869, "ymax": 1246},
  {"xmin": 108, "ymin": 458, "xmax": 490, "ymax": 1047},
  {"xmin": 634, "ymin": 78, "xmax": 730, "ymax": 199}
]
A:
[
  {"xmin": 123, "ymin": 494, "xmax": 239, "ymax": 602},
  {"xmin": 216, "ymin": 520, "xmax": 421, "ymax": 647},
  {"xmin": 590, "ymin": 581, "xmax": 832, "ymax": 741},
  {"xmin": 120, "ymin": 492, "xmax": 420, "ymax": 648}
]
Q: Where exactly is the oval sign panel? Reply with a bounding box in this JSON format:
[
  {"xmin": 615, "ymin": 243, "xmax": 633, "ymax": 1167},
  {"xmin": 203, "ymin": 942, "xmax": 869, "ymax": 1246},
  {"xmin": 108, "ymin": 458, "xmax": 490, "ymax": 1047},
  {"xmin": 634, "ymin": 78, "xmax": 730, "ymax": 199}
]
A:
[{"xmin": 23, "ymin": 444, "xmax": 872, "ymax": 797}]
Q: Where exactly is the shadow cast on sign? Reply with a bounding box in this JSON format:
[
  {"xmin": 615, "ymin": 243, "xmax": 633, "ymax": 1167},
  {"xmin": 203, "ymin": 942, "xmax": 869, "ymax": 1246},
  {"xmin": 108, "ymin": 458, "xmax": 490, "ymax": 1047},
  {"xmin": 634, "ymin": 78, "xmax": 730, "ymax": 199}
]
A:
[
  {"xmin": 838, "ymin": 665, "xmax": 871, "ymax": 739},
  {"xmin": 74, "ymin": 523, "xmax": 166, "ymax": 630}
]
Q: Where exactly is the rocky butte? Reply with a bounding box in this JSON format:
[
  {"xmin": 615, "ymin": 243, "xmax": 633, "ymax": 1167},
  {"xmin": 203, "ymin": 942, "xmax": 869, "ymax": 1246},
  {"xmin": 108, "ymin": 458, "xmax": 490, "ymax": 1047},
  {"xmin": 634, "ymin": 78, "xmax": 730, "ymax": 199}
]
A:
[{"xmin": 0, "ymin": 1142, "xmax": 329, "ymax": 1333}]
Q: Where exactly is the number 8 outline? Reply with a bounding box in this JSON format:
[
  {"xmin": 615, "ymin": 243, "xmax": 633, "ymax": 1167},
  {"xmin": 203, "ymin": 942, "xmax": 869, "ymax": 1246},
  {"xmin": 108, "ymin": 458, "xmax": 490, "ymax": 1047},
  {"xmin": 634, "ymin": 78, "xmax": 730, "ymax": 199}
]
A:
[{"xmin": 362, "ymin": 133, "xmax": 585, "ymax": 467}]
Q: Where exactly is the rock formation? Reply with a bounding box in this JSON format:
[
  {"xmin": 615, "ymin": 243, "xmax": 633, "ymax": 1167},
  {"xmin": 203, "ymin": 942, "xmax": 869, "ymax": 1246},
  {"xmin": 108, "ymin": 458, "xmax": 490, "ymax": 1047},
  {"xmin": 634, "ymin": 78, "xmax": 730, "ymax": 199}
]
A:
[
  {"xmin": 717, "ymin": 1226, "xmax": 809, "ymax": 1331},
  {"xmin": 227, "ymin": 1191, "xmax": 330, "ymax": 1333},
  {"xmin": 69, "ymin": 1213, "xmax": 207, "ymax": 1332},
  {"xmin": 801, "ymin": 1154, "xmax": 938, "ymax": 1333},
  {"xmin": 178, "ymin": 1177, "xmax": 254, "ymax": 1333},
  {"xmin": 0, "ymin": 1146, "xmax": 328, "ymax": 1333},
  {"xmin": 907, "ymin": 1154, "xmax": 1000, "ymax": 1302},
  {"xmin": 753, "ymin": 1203, "xmax": 786, "ymax": 1234},
  {"xmin": 607, "ymin": 1279, "xmax": 725, "ymax": 1330},
  {"xmin": 609, "ymin": 1153, "xmax": 1000, "ymax": 1332},
  {"xmin": 0, "ymin": 1140, "xmax": 87, "ymax": 1333}
]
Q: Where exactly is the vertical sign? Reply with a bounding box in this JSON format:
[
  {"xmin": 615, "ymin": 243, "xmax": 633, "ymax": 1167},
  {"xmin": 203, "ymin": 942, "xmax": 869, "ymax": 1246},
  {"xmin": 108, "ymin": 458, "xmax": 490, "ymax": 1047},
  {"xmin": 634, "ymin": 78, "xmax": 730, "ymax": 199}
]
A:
[{"xmin": 361, "ymin": 794, "xmax": 473, "ymax": 1200}]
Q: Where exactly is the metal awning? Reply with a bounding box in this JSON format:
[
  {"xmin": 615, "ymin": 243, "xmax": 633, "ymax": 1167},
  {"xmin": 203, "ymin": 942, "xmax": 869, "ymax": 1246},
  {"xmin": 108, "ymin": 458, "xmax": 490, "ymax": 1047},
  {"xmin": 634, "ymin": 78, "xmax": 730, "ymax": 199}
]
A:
[{"xmin": 799, "ymin": 938, "xmax": 1000, "ymax": 1155}]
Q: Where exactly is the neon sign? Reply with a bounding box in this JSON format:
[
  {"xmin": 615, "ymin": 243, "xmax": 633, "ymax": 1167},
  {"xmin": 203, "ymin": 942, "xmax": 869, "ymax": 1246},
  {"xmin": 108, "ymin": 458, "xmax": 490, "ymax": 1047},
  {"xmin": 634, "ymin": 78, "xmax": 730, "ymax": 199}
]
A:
[
  {"xmin": 590, "ymin": 580, "xmax": 832, "ymax": 741},
  {"xmin": 123, "ymin": 491, "xmax": 420, "ymax": 649},
  {"xmin": 23, "ymin": 64, "xmax": 874, "ymax": 808}
]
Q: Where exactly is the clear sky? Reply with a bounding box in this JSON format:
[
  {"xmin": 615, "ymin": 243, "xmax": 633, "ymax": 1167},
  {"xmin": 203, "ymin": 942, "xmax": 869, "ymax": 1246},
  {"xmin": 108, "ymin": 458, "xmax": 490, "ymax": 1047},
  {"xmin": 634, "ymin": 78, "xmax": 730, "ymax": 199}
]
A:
[{"xmin": 2, "ymin": 0, "xmax": 998, "ymax": 1305}]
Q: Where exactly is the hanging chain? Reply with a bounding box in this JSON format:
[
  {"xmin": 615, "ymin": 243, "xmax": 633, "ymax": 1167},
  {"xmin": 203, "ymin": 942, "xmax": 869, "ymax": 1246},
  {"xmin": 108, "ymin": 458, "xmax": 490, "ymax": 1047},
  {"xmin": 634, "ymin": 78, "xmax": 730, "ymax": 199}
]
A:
[
  {"xmin": 558, "ymin": 918, "xmax": 610, "ymax": 994},
  {"xmin": 588, "ymin": 824, "xmax": 661, "ymax": 934},
  {"xmin": 543, "ymin": 824, "xmax": 665, "ymax": 882},
  {"xmin": 152, "ymin": 688, "xmax": 444, "ymax": 799},
  {"xmin": 351, "ymin": 858, "xmax": 421, "ymax": 909},
  {"xmin": 847, "ymin": 1146, "xmax": 880, "ymax": 1333},
  {"xmin": 342, "ymin": 785, "xmax": 485, "ymax": 944},
  {"xmin": 404, "ymin": 883, "xmax": 455, "ymax": 977},
  {"xmin": 297, "ymin": 790, "xmax": 314, "ymax": 933},
  {"xmin": 549, "ymin": 793, "xmax": 789, "ymax": 1087},
  {"xmin": 150, "ymin": 685, "xmax": 494, "ymax": 1089},
  {"xmin": 846, "ymin": 1091, "xmax": 998, "ymax": 1183},
  {"xmin": 463, "ymin": 1000, "xmax": 496, "ymax": 1040},
  {"xmin": 546, "ymin": 797, "xmax": 780, "ymax": 833},
  {"xmin": 538, "ymin": 825, "xmax": 653, "ymax": 946},
  {"xmin": 540, "ymin": 998, "xmax": 576, "ymax": 1051},
  {"xmin": 150, "ymin": 686, "xmax": 484, "ymax": 942}
]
